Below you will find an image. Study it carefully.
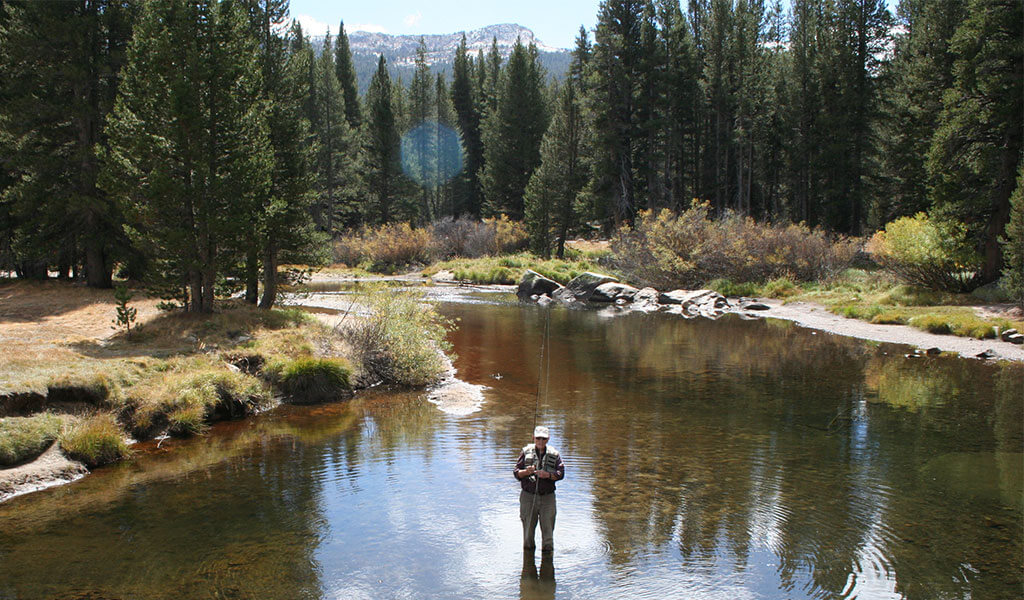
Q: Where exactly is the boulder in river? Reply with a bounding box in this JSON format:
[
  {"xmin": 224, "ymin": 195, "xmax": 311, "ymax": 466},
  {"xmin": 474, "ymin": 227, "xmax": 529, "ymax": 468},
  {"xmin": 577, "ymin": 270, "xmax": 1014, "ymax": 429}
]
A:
[
  {"xmin": 517, "ymin": 270, "xmax": 561, "ymax": 300},
  {"xmin": 556, "ymin": 272, "xmax": 619, "ymax": 303},
  {"xmin": 591, "ymin": 282, "xmax": 639, "ymax": 303},
  {"xmin": 741, "ymin": 301, "xmax": 771, "ymax": 311},
  {"xmin": 630, "ymin": 287, "xmax": 661, "ymax": 312}
]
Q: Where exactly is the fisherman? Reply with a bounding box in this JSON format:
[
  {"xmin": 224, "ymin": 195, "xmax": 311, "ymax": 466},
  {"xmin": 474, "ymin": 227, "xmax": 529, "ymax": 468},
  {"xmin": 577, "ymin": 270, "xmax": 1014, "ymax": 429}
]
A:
[{"xmin": 513, "ymin": 425, "xmax": 565, "ymax": 552}]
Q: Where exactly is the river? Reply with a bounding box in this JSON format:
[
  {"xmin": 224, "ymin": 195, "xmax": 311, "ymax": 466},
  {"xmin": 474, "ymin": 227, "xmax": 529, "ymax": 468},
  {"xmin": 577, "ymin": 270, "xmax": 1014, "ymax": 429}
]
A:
[{"xmin": 0, "ymin": 290, "xmax": 1021, "ymax": 599}]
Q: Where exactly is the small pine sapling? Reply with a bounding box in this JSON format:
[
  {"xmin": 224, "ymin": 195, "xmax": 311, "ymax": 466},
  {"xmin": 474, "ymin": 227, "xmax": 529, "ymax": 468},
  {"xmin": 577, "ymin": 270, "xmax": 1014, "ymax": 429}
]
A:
[{"xmin": 112, "ymin": 284, "xmax": 138, "ymax": 337}]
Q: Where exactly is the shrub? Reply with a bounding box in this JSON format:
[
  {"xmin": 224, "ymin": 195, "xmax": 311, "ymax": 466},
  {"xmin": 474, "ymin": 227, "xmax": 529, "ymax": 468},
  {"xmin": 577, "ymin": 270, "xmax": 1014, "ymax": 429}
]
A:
[
  {"xmin": 60, "ymin": 413, "xmax": 130, "ymax": 468},
  {"xmin": 609, "ymin": 203, "xmax": 859, "ymax": 289},
  {"xmin": 429, "ymin": 215, "xmax": 529, "ymax": 259},
  {"xmin": 762, "ymin": 277, "xmax": 801, "ymax": 298},
  {"xmin": 867, "ymin": 213, "xmax": 982, "ymax": 293},
  {"xmin": 278, "ymin": 357, "xmax": 352, "ymax": 403},
  {"xmin": 0, "ymin": 414, "xmax": 65, "ymax": 466},
  {"xmin": 334, "ymin": 223, "xmax": 432, "ymax": 271},
  {"xmin": 345, "ymin": 292, "xmax": 453, "ymax": 387}
]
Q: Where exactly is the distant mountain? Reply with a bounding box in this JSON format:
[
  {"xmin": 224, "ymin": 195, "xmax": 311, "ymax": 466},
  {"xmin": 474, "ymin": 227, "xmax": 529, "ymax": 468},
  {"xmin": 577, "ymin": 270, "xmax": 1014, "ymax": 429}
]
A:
[{"xmin": 311, "ymin": 24, "xmax": 572, "ymax": 94}]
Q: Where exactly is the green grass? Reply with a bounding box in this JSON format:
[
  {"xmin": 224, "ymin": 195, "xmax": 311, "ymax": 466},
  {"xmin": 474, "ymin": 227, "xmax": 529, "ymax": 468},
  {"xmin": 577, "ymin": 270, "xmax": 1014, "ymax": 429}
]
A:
[
  {"xmin": 278, "ymin": 357, "xmax": 352, "ymax": 403},
  {"xmin": 59, "ymin": 413, "xmax": 131, "ymax": 468},
  {"xmin": 425, "ymin": 252, "xmax": 621, "ymax": 286},
  {"xmin": 699, "ymin": 268, "xmax": 1024, "ymax": 341},
  {"xmin": 0, "ymin": 413, "xmax": 67, "ymax": 466}
]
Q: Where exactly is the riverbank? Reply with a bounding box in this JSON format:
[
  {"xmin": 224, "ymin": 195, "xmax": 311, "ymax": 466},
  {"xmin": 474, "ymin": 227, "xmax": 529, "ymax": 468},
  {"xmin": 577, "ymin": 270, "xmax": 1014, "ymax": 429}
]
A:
[
  {"xmin": 302, "ymin": 265, "xmax": 1024, "ymax": 362},
  {"xmin": 0, "ymin": 279, "xmax": 453, "ymax": 501}
]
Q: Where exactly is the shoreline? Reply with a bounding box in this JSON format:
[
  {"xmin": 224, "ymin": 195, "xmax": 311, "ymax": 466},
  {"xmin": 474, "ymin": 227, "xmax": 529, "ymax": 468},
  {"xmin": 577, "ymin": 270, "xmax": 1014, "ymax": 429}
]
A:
[
  {"xmin": 4, "ymin": 279, "xmax": 1021, "ymax": 503},
  {"xmin": 758, "ymin": 299, "xmax": 1024, "ymax": 362}
]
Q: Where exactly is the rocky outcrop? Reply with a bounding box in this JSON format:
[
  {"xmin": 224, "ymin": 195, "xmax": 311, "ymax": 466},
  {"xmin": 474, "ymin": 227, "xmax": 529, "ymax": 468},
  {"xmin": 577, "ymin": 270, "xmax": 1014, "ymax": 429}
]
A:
[
  {"xmin": 1000, "ymin": 328, "xmax": 1024, "ymax": 345},
  {"xmin": 516, "ymin": 270, "xmax": 561, "ymax": 301},
  {"xmin": 515, "ymin": 271, "xmax": 774, "ymax": 322},
  {"xmin": 591, "ymin": 282, "xmax": 639, "ymax": 303},
  {"xmin": 553, "ymin": 272, "xmax": 619, "ymax": 303}
]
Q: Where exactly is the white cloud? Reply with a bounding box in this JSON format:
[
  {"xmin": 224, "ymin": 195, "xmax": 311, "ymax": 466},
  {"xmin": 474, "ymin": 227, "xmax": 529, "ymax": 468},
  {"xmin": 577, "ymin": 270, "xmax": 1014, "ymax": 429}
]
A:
[
  {"xmin": 403, "ymin": 11, "xmax": 422, "ymax": 27},
  {"xmin": 293, "ymin": 14, "xmax": 331, "ymax": 36},
  {"xmin": 349, "ymin": 22, "xmax": 389, "ymax": 34}
]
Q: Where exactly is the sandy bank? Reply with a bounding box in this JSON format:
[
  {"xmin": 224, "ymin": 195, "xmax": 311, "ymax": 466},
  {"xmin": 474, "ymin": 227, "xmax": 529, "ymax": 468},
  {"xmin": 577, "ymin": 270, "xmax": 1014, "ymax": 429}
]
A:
[
  {"xmin": 0, "ymin": 442, "xmax": 88, "ymax": 502},
  {"xmin": 760, "ymin": 300, "xmax": 1024, "ymax": 362}
]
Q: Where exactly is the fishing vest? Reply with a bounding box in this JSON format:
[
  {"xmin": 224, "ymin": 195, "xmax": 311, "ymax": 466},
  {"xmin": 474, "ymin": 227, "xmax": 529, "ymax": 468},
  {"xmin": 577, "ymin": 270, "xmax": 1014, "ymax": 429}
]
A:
[{"xmin": 523, "ymin": 444, "xmax": 560, "ymax": 474}]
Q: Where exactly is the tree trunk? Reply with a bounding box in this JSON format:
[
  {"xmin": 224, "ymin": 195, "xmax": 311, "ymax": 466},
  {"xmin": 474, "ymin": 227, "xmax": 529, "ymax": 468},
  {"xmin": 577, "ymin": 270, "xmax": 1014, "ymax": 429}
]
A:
[
  {"xmin": 258, "ymin": 243, "xmax": 278, "ymax": 309},
  {"xmin": 84, "ymin": 239, "xmax": 112, "ymax": 288},
  {"xmin": 201, "ymin": 267, "xmax": 215, "ymax": 313},
  {"xmin": 189, "ymin": 270, "xmax": 203, "ymax": 313},
  {"xmin": 244, "ymin": 248, "xmax": 259, "ymax": 304}
]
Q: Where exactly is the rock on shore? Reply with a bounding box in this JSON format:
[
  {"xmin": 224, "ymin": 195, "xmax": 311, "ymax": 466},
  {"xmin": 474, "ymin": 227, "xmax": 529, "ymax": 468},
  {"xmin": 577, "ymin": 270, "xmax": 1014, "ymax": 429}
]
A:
[{"xmin": 516, "ymin": 271, "xmax": 764, "ymax": 321}]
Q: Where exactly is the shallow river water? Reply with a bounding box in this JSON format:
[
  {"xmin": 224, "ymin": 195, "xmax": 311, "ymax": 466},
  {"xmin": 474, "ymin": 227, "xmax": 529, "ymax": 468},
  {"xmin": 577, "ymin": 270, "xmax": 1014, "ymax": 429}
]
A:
[{"xmin": 1, "ymin": 292, "xmax": 1021, "ymax": 600}]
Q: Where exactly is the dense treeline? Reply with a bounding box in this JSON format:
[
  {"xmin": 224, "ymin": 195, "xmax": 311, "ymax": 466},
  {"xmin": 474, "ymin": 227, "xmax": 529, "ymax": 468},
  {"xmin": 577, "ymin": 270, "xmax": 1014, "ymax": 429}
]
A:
[{"xmin": 0, "ymin": 0, "xmax": 1021, "ymax": 308}]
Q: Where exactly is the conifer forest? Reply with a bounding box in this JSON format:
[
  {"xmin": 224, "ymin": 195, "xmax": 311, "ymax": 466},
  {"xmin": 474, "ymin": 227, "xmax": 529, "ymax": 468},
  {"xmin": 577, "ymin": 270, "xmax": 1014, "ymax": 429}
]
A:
[{"xmin": 1, "ymin": 0, "xmax": 1021, "ymax": 310}]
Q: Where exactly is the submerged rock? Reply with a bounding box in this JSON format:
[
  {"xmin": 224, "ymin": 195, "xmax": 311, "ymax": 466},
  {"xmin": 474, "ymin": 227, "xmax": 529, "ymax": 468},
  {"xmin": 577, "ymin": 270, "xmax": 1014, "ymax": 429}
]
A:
[{"xmin": 517, "ymin": 270, "xmax": 561, "ymax": 300}]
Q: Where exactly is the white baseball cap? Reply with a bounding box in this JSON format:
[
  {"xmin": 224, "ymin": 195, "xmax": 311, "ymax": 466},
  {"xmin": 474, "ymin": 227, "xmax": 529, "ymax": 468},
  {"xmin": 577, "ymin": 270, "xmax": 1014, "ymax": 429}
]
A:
[{"xmin": 533, "ymin": 426, "xmax": 550, "ymax": 439}]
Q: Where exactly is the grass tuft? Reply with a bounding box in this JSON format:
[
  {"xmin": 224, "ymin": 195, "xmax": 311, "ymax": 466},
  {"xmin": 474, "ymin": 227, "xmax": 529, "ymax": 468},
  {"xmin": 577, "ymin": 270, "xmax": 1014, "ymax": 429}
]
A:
[
  {"xmin": 279, "ymin": 357, "xmax": 352, "ymax": 403},
  {"xmin": 0, "ymin": 414, "xmax": 66, "ymax": 466},
  {"xmin": 59, "ymin": 413, "xmax": 130, "ymax": 468}
]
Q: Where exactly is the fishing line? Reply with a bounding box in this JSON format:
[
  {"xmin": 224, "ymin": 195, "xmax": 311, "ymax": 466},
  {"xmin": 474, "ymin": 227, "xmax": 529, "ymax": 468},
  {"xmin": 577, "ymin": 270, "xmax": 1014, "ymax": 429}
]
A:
[{"xmin": 526, "ymin": 305, "xmax": 553, "ymax": 542}]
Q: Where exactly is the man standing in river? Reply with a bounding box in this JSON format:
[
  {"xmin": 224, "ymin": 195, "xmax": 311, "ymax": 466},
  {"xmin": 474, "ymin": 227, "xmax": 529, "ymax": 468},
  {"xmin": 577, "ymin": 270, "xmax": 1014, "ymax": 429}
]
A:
[{"xmin": 514, "ymin": 426, "xmax": 565, "ymax": 552}]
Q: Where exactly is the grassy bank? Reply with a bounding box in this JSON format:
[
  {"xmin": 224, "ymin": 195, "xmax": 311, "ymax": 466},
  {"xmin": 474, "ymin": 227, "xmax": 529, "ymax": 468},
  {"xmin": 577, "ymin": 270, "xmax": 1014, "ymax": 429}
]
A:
[
  {"xmin": 1, "ymin": 281, "xmax": 452, "ymax": 471},
  {"xmin": 708, "ymin": 269, "xmax": 1024, "ymax": 340}
]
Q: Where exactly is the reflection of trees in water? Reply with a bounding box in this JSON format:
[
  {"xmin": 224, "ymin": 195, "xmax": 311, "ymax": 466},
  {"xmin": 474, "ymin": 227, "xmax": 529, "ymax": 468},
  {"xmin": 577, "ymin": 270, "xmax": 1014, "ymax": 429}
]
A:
[
  {"xmin": 0, "ymin": 414, "xmax": 336, "ymax": 598},
  {"xmin": 447, "ymin": 303, "xmax": 1023, "ymax": 599}
]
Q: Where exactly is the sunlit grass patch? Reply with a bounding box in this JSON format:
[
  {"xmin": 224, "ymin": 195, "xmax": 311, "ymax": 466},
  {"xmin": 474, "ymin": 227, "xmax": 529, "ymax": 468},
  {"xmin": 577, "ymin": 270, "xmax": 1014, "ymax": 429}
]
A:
[
  {"xmin": 425, "ymin": 252, "xmax": 620, "ymax": 286},
  {"xmin": 0, "ymin": 413, "xmax": 67, "ymax": 466},
  {"xmin": 59, "ymin": 413, "xmax": 131, "ymax": 468},
  {"xmin": 122, "ymin": 356, "xmax": 273, "ymax": 438},
  {"xmin": 278, "ymin": 357, "xmax": 352, "ymax": 403}
]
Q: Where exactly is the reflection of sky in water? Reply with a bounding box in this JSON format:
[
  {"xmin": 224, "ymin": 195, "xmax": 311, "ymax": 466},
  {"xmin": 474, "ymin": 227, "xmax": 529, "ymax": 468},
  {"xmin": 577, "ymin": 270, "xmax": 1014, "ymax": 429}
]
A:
[{"xmin": 1, "ymin": 301, "xmax": 1020, "ymax": 600}]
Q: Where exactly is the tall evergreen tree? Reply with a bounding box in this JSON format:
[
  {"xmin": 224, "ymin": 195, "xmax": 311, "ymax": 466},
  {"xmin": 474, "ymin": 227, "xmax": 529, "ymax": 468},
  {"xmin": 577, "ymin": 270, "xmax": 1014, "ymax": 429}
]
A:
[
  {"xmin": 480, "ymin": 39, "xmax": 549, "ymax": 219},
  {"xmin": 0, "ymin": 0, "xmax": 134, "ymax": 286},
  {"xmin": 334, "ymin": 20, "xmax": 361, "ymax": 128},
  {"xmin": 451, "ymin": 34, "xmax": 484, "ymax": 217},
  {"xmin": 524, "ymin": 81, "xmax": 587, "ymax": 258},
  {"xmin": 365, "ymin": 55, "xmax": 413, "ymax": 223},
  {"xmin": 242, "ymin": 0, "xmax": 324, "ymax": 309},
  {"xmin": 874, "ymin": 0, "xmax": 966, "ymax": 227},
  {"xmin": 588, "ymin": 0, "xmax": 644, "ymax": 226},
  {"xmin": 102, "ymin": 0, "xmax": 272, "ymax": 312},
  {"xmin": 927, "ymin": 0, "xmax": 1023, "ymax": 283}
]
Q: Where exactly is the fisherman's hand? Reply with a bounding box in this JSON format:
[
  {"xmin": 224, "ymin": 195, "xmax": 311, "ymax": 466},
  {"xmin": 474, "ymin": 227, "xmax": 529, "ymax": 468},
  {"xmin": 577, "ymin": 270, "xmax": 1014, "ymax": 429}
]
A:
[
  {"xmin": 521, "ymin": 465, "xmax": 536, "ymax": 477},
  {"xmin": 536, "ymin": 470, "xmax": 550, "ymax": 479}
]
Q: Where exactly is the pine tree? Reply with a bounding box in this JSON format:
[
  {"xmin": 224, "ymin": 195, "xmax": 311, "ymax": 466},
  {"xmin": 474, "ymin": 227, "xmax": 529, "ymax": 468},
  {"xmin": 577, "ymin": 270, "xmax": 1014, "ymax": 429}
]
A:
[
  {"xmin": 0, "ymin": 0, "xmax": 134, "ymax": 286},
  {"xmin": 524, "ymin": 81, "xmax": 587, "ymax": 258},
  {"xmin": 451, "ymin": 34, "xmax": 484, "ymax": 217},
  {"xmin": 365, "ymin": 55, "xmax": 413, "ymax": 223},
  {"xmin": 309, "ymin": 32, "xmax": 360, "ymax": 236},
  {"xmin": 588, "ymin": 0, "xmax": 644, "ymax": 226},
  {"xmin": 927, "ymin": 0, "xmax": 1023, "ymax": 283},
  {"xmin": 874, "ymin": 0, "xmax": 966, "ymax": 227},
  {"xmin": 102, "ymin": 0, "xmax": 272, "ymax": 312},
  {"xmin": 1001, "ymin": 162, "xmax": 1024, "ymax": 306},
  {"xmin": 480, "ymin": 39, "xmax": 549, "ymax": 219},
  {"xmin": 242, "ymin": 0, "xmax": 325, "ymax": 309},
  {"xmin": 407, "ymin": 38, "xmax": 435, "ymax": 219},
  {"xmin": 335, "ymin": 20, "xmax": 362, "ymax": 128}
]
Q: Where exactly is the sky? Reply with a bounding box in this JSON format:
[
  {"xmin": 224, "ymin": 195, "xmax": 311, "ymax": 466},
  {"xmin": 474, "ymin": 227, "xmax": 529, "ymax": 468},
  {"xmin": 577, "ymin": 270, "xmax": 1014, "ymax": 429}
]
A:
[{"xmin": 288, "ymin": 0, "xmax": 602, "ymax": 50}]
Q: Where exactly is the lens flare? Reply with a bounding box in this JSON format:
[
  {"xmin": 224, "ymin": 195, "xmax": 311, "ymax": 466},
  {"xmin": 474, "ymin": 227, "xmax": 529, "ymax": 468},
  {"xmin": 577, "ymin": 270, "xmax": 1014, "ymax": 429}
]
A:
[{"xmin": 400, "ymin": 120, "xmax": 464, "ymax": 187}]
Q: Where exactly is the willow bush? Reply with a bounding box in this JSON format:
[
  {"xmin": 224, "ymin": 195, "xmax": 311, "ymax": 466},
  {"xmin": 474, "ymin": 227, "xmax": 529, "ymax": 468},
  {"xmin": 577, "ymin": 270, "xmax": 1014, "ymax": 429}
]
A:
[
  {"xmin": 866, "ymin": 213, "xmax": 982, "ymax": 293},
  {"xmin": 344, "ymin": 291, "xmax": 453, "ymax": 387},
  {"xmin": 610, "ymin": 204, "xmax": 860, "ymax": 290}
]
